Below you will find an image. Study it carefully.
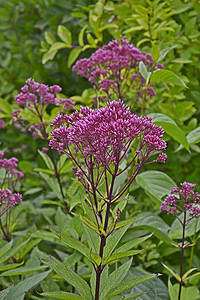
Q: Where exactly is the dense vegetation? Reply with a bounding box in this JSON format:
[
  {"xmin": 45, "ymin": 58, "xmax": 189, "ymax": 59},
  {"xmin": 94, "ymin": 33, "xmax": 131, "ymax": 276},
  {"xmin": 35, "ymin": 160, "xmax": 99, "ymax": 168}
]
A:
[{"xmin": 0, "ymin": 0, "xmax": 200, "ymax": 299}]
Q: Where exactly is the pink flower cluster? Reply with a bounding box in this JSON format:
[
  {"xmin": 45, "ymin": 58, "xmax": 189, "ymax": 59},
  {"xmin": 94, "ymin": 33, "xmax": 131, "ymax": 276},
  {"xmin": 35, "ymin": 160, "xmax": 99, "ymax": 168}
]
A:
[
  {"xmin": 12, "ymin": 79, "xmax": 74, "ymax": 139},
  {"xmin": 160, "ymin": 182, "xmax": 200, "ymax": 219},
  {"xmin": 0, "ymin": 188, "xmax": 22, "ymax": 217},
  {"xmin": 73, "ymin": 37, "xmax": 162, "ymax": 101},
  {"xmin": 50, "ymin": 100, "xmax": 166, "ymax": 183},
  {"xmin": 0, "ymin": 151, "xmax": 24, "ymax": 189}
]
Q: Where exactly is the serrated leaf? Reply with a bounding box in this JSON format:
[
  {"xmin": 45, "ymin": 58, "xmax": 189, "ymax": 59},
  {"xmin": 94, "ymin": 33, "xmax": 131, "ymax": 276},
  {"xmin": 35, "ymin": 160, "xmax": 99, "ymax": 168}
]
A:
[
  {"xmin": 57, "ymin": 25, "xmax": 72, "ymax": 45},
  {"xmin": 88, "ymin": 251, "xmax": 101, "ymax": 266},
  {"xmin": 103, "ymin": 250, "xmax": 143, "ymax": 265},
  {"xmin": 41, "ymin": 257, "xmax": 92, "ymax": 300},
  {"xmin": 0, "ymin": 261, "xmax": 24, "ymax": 272},
  {"xmin": 82, "ymin": 223, "xmax": 100, "ymax": 254},
  {"xmin": 54, "ymin": 231, "xmax": 89, "ymax": 256},
  {"xmin": 103, "ymin": 222, "xmax": 133, "ymax": 258},
  {"xmin": 1, "ymin": 265, "xmax": 47, "ymax": 276},
  {"xmin": 101, "ymin": 258, "xmax": 133, "ymax": 300},
  {"xmin": 4, "ymin": 271, "xmax": 50, "ymax": 300},
  {"xmin": 0, "ymin": 238, "xmax": 30, "ymax": 265},
  {"xmin": 114, "ymin": 233, "xmax": 153, "ymax": 253},
  {"xmin": 150, "ymin": 69, "xmax": 187, "ymax": 88},
  {"xmin": 68, "ymin": 48, "xmax": 82, "ymax": 68},
  {"xmin": 40, "ymin": 291, "xmax": 85, "ymax": 299},
  {"xmin": 106, "ymin": 274, "xmax": 157, "ymax": 298},
  {"xmin": 0, "ymin": 285, "xmax": 14, "ymax": 300},
  {"xmin": 0, "ymin": 239, "xmax": 13, "ymax": 259},
  {"xmin": 79, "ymin": 214, "xmax": 100, "ymax": 234}
]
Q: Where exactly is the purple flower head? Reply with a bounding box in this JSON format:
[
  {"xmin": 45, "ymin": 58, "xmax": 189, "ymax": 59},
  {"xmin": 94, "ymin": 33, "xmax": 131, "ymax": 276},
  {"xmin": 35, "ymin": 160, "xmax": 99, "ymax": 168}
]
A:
[
  {"xmin": 73, "ymin": 37, "xmax": 161, "ymax": 103},
  {"xmin": 15, "ymin": 78, "xmax": 60, "ymax": 111},
  {"xmin": 58, "ymin": 98, "xmax": 74, "ymax": 112},
  {"xmin": 0, "ymin": 188, "xmax": 22, "ymax": 217},
  {"xmin": 50, "ymin": 100, "xmax": 166, "ymax": 187},
  {"xmin": 0, "ymin": 152, "xmax": 24, "ymax": 189},
  {"xmin": 160, "ymin": 182, "xmax": 200, "ymax": 221},
  {"xmin": 0, "ymin": 119, "xmax": 5, "ymax": 128}
]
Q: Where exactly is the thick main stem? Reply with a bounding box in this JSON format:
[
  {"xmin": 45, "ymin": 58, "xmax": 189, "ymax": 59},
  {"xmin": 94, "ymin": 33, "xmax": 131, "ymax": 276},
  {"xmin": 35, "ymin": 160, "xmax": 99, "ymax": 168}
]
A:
[{"xmin": 178, "ymin": 210, "xmax": 187, "ymax": 300}]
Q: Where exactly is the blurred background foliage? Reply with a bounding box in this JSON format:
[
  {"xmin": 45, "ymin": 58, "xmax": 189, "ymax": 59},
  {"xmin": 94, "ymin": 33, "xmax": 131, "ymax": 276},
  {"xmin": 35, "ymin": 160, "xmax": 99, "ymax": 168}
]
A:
[{"xmin": 0, "ymin": 0, "xmax": 200, "ymax": 298}]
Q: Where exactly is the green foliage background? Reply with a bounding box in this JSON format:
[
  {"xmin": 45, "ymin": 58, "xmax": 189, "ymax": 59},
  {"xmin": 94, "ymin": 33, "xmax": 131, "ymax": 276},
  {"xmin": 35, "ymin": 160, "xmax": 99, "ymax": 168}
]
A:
[{"xmin": 0, "ymin": 0, "xmax": 200, "ymax": 299}]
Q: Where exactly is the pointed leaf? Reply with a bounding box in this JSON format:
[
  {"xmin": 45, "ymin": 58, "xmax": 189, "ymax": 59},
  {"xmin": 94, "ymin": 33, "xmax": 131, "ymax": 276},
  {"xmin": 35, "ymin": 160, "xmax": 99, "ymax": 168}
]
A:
[
  {"xmin": 4, "ymin": 271, "xmax": 50, "ymax": 300},
  {"xmin": 114, "ymin": 233, "xmax": 153, "ymax": 253},
  {"xmin": 150, "ymin": 69, "xmax": 187, "ymax": 88},
  {"xmin": 38, "ymin": 150, "xmax": 54, "ymax": 170},
  {"xmin": 0, "ymin": 238, "xmax": 30, "ymax": 265},
  {"xmin": 162, "ymin": 262, "xmax": 181, "ymax": 282},
  {"xmin": 101, "ymin": 258, "xmax": 132, "ymax": 300},
  {"xmin": 103, "ymin": 250, "xmax": 143, "ymax": 265},
  {"xmin": 0, "ymin": 261, "xmax": 24, "ymax": 272},
  {"xmin": 82, "ymin": 223, "xmax": 100, "ymax": 254},
  {"xmin": 49, "ymin": 42, "xmax": 70, "ymax": 52},
  {"xmin": 157, "ymin": 45, "xmax": 177, "ymax": 63},
  {"xmin": 0, "ymin": 285, "xmax": 14, "ymax": 300},
  {"xmin": 78, "ymin": 25, "xmax": 87, "ymax": 46},
  {"xmin": 57, "ymin": 25, "xmax": 72, "ymax": 45},
  {"xmin": 68, "ymin": 48, "xmax": 82, "ymax": 68},
  {"xmin": 0, "ymin": 239, "xmax": 13, "ymax": 259},
  {"xmin": 136, "ymin": 171, "xmax": 176, "ymax": 204},
  {"xmin": 40, "ymin": 291, "xmax": 85, "ymax": 299},
  {"xmin": 1, "ymin": 265, "xmax": 47, "ymax": 276},
  {"xmin": 42, "ymin": 257, "xmax": 92, "ymax": 300},
  {"xmin": 106, "ymin": 274, "xmax": 158, "ymax": 298},
  {"xmin": 103, "ymin": 222, "xmax": 132, "ymax": 258}
]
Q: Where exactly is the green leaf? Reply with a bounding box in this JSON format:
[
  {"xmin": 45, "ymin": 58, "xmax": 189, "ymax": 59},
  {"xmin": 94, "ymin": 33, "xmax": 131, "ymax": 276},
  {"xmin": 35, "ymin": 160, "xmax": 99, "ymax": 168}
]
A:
[
  {"xmin": 41, "ymin": 257, "xmax": 92, "ymax": 300},
  {"xmin": 114, "ymin": 233, "xmax": 153, "ymax": 253},
  {"xmin": 88, "ymin": 251, "xmax": 102, "ymax": 266},
  {"xmin": 100, "ymin": 258, "xmax": 132, "ymax": 300},
  {"xmin": 0, "ymin": 98, "xmax": 12, "ymax": 115},
  {"xmin": 55, "ymin": 232, "xmax": 89, "ymax": 257},
  {"xmin": 177, "ymin": 127, "xmax": 200, "ymax": 151},
  {"xmin": 40, "ymin": 291, "xmax": 85, "ymax": 299},
  {"xmin": 123, "ymin": 292, "xmax": 147, "ymax": 299},
  {"xmin": 68, "ymin": 48, "xmax": 82, "ymax": 68},
  {"xmin": 182, "ymin": 268, "xmax": 198, "ymax": 281},
  {"xmin": 0, "ymin": 261, "xmax": 24, "ymax": 272},
  {"xmin": 151, "ymin": 43, "xmax": 160, "ymax": 63},
  {"xmin": 42, "ymin": 50, "xmax": 57, "ymax": 64},
  {"xmin": 128, "ymin": 268, "xmax": 169, "ymax": 300},
  {"xmin": 103, "ymin": 250, "xmax": 143, "ymax": 265},
  {"xmin": 139, "ymin": 61, "xmax": 150, "ymax": 80},
  {"xmin": 0, "ymin": 239, "xmax": 13, "ymax": 259},
  {"xmin": 136, "ymin": 171, "xmax": 176, "ymax": 204},
  {"xmin": 49, "ymin": 42, "xmax": 70, "ymax": 52},
  {"xmin": 157, "ymin": 45, "xmax": 177, "ymax": 63},
  {"xmin": 0, "ymin": 238, "xmax": 30, "ymax": 265},
  {"xmin": 0, "ymin": 285, "xmax": 14, "ymax": 300},
  {"xmin": 1, "ymin": 265, "xmax": 47, "ymax": 276},
  {"xmin": 153, "ymin": 121, "xmax": 189, "ymax": 151},
  {"xmin": 133, "ymin": 213, "xmax": 172, "ymax": 245},
  {"xmin": 38, "ymin": 150, "xmax": 54, "ymax": 170},
  {"xmin": 103, "ymin": 222, "xmax": 133, "ymax": 258},
  {"xmin": 150, "ymin": 69, "xmax": 187, "ymax": 88},
  {"xmin": 44, "ymin": 32, "xmax": 56, "ymax": 45},
  {"xmin": 57, "ymin": 25, "xmax": 72, "ymax": 45},
  {"xmin": 39, "ymin": 172, "xmax": 63, "ymax": 201},
  {"xmin": 162, "ymin": 262, "xmax": 181, "ymax": 282},
  {"xmin": 79, "ymin": 214, "xmax": 100, "ymax": 234},
  {"xmin": 82, "ymin": 223, "xmax": 100, "ymax": 254},
  {"xmin": 168, "ymin": 280, "xmax": 200, "ymax": 300},
  {"xmin": 106, "ymin": 274, "xmax": 158, "ymax": 298},
  {"xmin": 4, "ymin": 271, "xmax": 50, "ymax": 300}
]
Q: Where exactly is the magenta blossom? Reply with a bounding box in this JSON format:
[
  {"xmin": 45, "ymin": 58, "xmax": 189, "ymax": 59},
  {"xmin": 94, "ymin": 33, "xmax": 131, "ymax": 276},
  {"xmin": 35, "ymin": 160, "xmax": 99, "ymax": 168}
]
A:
[
  {"xmin": 73, "ymin": 37, "xmax": 162, "ymax": 104},
  {"xmin": 13, "ymin": 79, "xmax": 74, "ymax": 139},
  {"xmin": 50, "ymin": 100, "xmax": 166, "ymax": 201},
  {"xmin": 160, "ymin": 182, "xmax": 200, "ymax": 221},
  {"xmin": 0, "ymin": 188, "xmax": 22, "ymax": 217},
  {"xmin": 0, "ymin": 119, "xmax": 5, "ymax": 128},
  {"xmin": 0, "ymin": 152, "xmax": 24, "ymax": 189}
]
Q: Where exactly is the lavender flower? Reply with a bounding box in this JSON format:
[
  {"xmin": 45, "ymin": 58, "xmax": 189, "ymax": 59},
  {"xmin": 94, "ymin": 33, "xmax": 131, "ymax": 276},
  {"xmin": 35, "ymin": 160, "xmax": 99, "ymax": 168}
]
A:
[
  {"xmin": 160, "ymin": 182, "xmax": 200, "ymax": 220},
  {"xmin": 0, "ymin": 188, "xmax": 22, "ymax": 217},
  {"xmin": 73, "ymin": 37, "xmax": 162, "ymax": 104}
]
